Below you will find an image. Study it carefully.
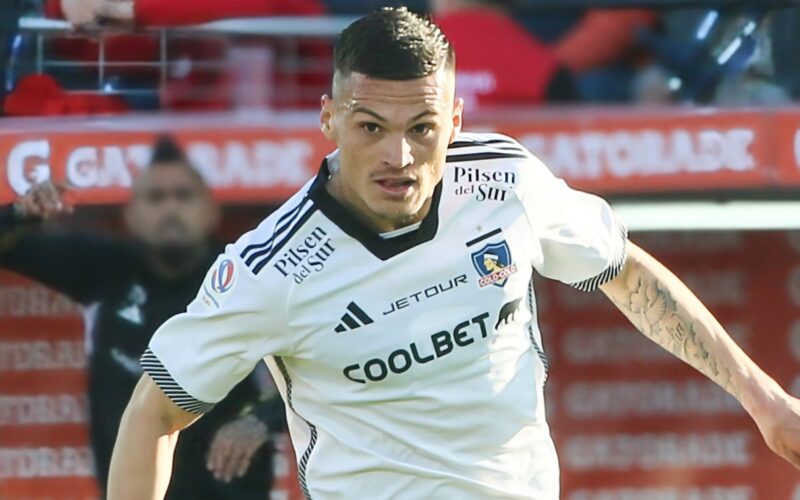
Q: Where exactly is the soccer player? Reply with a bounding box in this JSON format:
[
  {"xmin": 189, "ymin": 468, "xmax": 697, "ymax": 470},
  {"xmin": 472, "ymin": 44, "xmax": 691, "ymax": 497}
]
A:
[
  {"xmin": 0, "ymin": 137, "xmax": 281, "ymax": 499},
  {"xmin": 109, "ymin": 8, "xmax": 800, "ymax": 499}
]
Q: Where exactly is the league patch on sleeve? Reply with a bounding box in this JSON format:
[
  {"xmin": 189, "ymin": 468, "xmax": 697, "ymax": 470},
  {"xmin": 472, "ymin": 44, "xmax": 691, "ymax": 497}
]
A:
[{"xmin": 201, "ymin": 257, "xmax": 238, "ymax": 309}]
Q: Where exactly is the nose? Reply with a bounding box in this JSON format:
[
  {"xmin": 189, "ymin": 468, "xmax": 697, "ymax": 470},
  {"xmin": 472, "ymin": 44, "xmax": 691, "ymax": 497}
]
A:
[{"xmin": 382, "ymin": 134, "xmax": 414, "ymax": 169}]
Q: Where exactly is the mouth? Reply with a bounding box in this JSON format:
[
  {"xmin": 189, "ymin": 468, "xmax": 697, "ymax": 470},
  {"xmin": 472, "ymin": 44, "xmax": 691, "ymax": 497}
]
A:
[{"xmin": 374, "ymin": 177, "xmax": 417, "ymax": 198}]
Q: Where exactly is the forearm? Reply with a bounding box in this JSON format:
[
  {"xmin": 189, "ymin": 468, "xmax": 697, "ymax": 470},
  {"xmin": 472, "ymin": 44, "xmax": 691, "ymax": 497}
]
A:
[
  {"xmin": 600, "ymin": 242, "xmax": 785, "ymax": 419},
  {"xmin": 108, "ymin": 416, "xmax": 178, "ymax": 500},
  {"xmin": 108, "ymin": 375, "xmax": 199, "ymax": 500}
]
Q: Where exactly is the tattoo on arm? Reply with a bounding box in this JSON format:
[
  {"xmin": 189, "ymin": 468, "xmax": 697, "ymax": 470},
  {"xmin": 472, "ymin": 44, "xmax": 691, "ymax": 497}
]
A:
[{"xmin": 607, "ymin": 272, "xmax": 740, "ymax": 399}]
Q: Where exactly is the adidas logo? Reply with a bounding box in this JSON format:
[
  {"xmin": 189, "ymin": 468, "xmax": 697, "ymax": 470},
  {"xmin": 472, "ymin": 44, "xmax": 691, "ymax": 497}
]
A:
[{"xmin": 334, "ymin": 302, "xmax": 374, "ymax": 333}]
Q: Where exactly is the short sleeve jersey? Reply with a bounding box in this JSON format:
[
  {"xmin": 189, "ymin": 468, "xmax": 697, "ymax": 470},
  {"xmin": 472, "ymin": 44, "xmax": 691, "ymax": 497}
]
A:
[{"xmin": 143, "ymin": 132, "xmax": 627, "ymax": 500}]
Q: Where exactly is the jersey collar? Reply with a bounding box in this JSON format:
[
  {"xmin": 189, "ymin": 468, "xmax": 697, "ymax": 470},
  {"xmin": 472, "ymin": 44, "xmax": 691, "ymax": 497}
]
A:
[{"xmin": 308, "ymin": 158, "xmax": 443, "ymax": 261}]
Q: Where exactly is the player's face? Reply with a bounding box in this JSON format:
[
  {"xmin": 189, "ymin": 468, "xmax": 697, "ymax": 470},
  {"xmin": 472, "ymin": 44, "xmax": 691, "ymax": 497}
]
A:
[
  {"xmin": 125, "ymin": 164, "xmax": 219, "ymax": 250},
  {"xmin": 320, "ymin": 68, "xmax": 463, "ymax": 232}
]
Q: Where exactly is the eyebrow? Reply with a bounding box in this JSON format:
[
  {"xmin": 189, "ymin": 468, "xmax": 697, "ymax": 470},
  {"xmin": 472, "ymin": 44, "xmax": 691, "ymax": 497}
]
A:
[{"xmin": 352, "ymin": 106, "xmax": 437, "ymax": 124}]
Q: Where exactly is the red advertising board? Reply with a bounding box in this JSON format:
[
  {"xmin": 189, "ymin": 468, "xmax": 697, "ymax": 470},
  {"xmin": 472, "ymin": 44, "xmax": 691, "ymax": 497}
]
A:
[
  {"xmin": 500, "ymin": 109, "xmax": 775, "ymax": 193},
  {"xmin": 537, "ymin": 230, "xmax": 800, "ymax": 499},
  {"xmin": 0, "ymin": 121, "xmax": 334, "ymax": 205},
  {"xmin": 4, "ymin": 107, "xmax": 800, "ymax": 205},
  {"xmin": 0, "ymin": 272, "xmax": 302, "ymax": 500},
  {"xmin": 0, "ymin": 272, "xmax": 97, "ymax": 499}
]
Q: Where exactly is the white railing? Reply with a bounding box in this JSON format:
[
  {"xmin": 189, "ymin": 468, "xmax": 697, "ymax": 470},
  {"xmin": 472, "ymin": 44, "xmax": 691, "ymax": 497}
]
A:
[
  {"xmin": 18, "ymin": 15, "xmax": 357, "ymax": 37},
  {"xmin": 12, "ymin": 16, "xmax": 354, "ymax": 108}
]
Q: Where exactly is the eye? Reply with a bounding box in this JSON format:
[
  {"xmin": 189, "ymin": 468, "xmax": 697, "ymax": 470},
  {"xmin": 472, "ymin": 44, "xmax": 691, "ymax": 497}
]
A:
[
  {"xmin": 409, "ymin": 123, "xmax": 433, "ymax": 135},
  {"xmin": 362, "ymin": 122, "xmax": 382, "ymax": 134},
  {"xmin": 147, "ymin": 190, "xmax": 166, "ymax": 204}
]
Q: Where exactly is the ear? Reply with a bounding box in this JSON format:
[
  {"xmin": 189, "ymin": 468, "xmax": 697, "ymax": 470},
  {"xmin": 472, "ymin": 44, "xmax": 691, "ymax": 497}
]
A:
[
  {"xmin": 450, "ymin": 97, "xmax": 464, "ymax": 142},
  {"xmin": 320, "ymin": 94, "xmax": 335, "ymax": 141}
]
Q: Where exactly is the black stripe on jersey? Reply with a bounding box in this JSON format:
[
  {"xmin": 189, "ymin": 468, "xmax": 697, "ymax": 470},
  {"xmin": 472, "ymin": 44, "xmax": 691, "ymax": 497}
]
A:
[
  {"xmin": 347, "ymin": 302, "xmax": 374, "ymax": 325},
  {"xmin": 310, "ymin": 158, "xmax": 442, "ymax": 261},
  {"xmin": 275, "ymin": 356, "xmax": 317, "ymax": 500},
  {"xmin": 140, "ymin": 348, "xmax": 215, "ymax": 414},
  {"xmin": 241, "ymin": 197, "xmax": 309, "ymax": 263},
  {"xmin": 455, "ymin": 145, "xmax": 527, "ymax": 156},
  {"xmin": 251, "ymin": 205, "xmax": 320, "ymax": 275},
  {"xmin": 448, "ymin": 138, "xmax": 528, "ymax": 156},
  {"xmin": 465, "ymin": 227, "xmax": 502, "ymax": 248},
  {"xmin": 448, "ymin": 138, "xmax": 517, "ymax": 149},
  {"xmin": 526, "ymin": 277, "xmax": 549, "ymax": 379},
  {"xmin": 446, "ymin": 151, "xmax": 529, "ymax": 163},
  {"xmin": 570, "ymin": 223, "xmax": 629, "ymax": 293}
]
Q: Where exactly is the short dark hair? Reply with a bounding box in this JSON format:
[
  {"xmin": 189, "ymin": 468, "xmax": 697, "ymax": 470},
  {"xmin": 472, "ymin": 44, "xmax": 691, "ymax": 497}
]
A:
[
  {"xmin": 150, "ymin": 134, "xmax": 188, "ymax": 165},
  {"xmin": 144, "ymin": 134, "xmax": 207, "ymax": 188},
  {"xmin": 334, "ymin": 7, "xmax": 454, "ymax": 81}
]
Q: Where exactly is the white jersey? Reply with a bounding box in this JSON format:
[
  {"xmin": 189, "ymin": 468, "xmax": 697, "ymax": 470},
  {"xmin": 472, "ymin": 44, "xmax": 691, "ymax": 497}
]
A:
[{"xmin": 143, "ymin": 132, "xmax": 627, "ymax": 499}]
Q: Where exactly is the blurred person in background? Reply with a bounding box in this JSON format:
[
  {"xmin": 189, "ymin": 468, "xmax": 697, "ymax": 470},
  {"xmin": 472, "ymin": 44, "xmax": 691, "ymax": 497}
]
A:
[
  {"xmin": 553, "ymin": 9, "xmax": 657, "ymax": 102},
  {"xmin": 711, "ymin": 13, "xmax": 790, "ymax": 106},
  {"xmin": 0, "ymin": 136, "xmax": 282, "ymax": 499},
  {"xmin": 5, "ymin": 0, "xmax": 327, "ymax": 116},
  {"xmin": 631, "ymin": 64, "xmax": 677, "ymax": 105},
  {"xmin": 517, "ymin": 6, "xmax": 657, "ymax": 102},
  {"xmin": 431, "ymin": 0, "xmax": 576, "ymax": 109},
  {"xmin": 633, "ymin": 8, "xmax": 792, "ymax": 105}
]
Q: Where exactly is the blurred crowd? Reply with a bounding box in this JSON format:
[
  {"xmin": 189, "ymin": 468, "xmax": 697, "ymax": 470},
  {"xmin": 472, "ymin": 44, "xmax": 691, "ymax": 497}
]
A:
[
  {"xmin": 0, "ymin": 135, "xmax": 287, "ymax": 498},
  {"xmin": 1, "ymin": 0, "xmax": 799, "ymax": 116}
]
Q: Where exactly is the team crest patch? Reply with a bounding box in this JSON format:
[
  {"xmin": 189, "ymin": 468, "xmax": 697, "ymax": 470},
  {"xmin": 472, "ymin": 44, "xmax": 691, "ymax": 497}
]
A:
[{"xmin": 471, "ymin": 241, "xmax": 518, "ymax": 288}]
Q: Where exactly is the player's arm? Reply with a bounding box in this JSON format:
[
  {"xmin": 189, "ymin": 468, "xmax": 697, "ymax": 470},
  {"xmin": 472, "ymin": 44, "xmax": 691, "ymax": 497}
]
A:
[
  {"xmin": 108, "ymin": 235, "xmax": 290, "ymax": 497},
  {"xmin": 107, "ymin": 374, "xmax": 200, "ymax": 500},
  {"xmin": 600, "ymin": 241, "xmax": 800, "ymax": 469},
  {"xmin": 513, "ymin": 146, "xmax": 800, "ymax": 470}
]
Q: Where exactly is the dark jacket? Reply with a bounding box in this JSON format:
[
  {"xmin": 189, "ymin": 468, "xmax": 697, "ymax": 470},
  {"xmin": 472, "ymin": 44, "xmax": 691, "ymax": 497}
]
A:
[{"xmin": 0, "ymin": 205, "xmax": 282, "ymax": 499}]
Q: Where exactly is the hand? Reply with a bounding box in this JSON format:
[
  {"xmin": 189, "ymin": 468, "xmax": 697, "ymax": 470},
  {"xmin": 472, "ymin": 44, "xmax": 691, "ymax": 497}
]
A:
[
  {"xmin": 752, "ymin": 391, "xmax": 800, "ymax": 468},
  {"xmin": 60, "ymin": 0, "xmax": 105, "ymax": 25},
  {"xmin": 13, "ymin": 181, "xmax": 73, "ymax": 221},
  {"xmin": 206, "ymin": 415, "xmax": 269, "ymax": 483},
  {"xmin": 60, "ymin": 0, "xmax": 134, "ymax": 26}
]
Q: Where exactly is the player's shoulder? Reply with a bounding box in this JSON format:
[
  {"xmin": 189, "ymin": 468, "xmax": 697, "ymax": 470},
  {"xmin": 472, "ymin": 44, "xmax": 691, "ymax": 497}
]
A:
[
  {"xmin": 230, "ymin": 177, "xmax": 318, "ymax": 279},
  {"xmin": 447, "ymin": 131, "xmax": 554, "ymax": 194}
]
